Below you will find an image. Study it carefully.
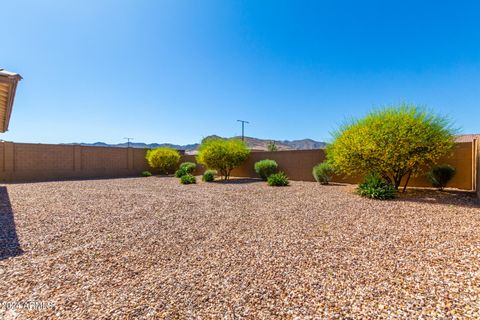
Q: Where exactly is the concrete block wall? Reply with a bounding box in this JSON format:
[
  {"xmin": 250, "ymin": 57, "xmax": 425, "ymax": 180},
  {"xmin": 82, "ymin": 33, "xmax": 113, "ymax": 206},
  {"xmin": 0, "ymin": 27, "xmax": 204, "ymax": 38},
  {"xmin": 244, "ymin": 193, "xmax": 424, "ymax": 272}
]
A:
[
  {"xmin": 476, "ymin": 139, "xmax": 479, "ymax": 198},
  {"xmin": 0, "ymin": 142, "xmax": 150, "ymax": 182}
]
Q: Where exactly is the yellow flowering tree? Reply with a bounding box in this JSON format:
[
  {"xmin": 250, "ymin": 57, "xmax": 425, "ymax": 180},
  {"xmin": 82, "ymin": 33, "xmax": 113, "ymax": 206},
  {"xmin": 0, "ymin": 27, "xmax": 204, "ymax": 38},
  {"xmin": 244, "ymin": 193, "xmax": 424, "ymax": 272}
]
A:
[{"xmin": 327, "ymin": 104, "xmax": 455, "ymax": 191}]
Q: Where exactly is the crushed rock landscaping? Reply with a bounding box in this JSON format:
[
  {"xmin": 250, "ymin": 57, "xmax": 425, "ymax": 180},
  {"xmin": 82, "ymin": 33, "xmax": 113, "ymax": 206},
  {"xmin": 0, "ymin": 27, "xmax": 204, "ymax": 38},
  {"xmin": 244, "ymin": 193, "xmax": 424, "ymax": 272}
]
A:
[{"xmin": 1, "ymin": 177, "xmax": 479, "ymax": 319}]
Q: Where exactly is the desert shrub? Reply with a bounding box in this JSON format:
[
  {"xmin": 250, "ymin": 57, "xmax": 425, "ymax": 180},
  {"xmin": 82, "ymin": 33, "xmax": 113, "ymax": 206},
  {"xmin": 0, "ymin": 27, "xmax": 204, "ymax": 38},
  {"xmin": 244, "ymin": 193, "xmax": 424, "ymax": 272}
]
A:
[
  {"xmin": 327, "ymin": 104, "xmax": 455, "ymax": 190},
  {"xmin": 357, "ymin": 174, "xmax": 396, "ymax": 200},
  {"xmin": 312, "ymin": 161, "xmax": 334, "ymax": 185},
  {"xmin": 267, "ymin": 141, "xmax": 278, "ymax": 152},
  {"xmin": 141, "ymin": 170, "xmax": 152, "ymax": 177},
  {"xmin": 427, "ymin": 164, "xmax": 456, "ymax": 190},
  {"xmin": 267, "ymin": 172, "xmax": 289, "ymax": 186},
  {"xmin": 254, "ymin": 159, "xmax": 278, "ymax": 180},
  {"xmin": 196, "ymin": 138, "xmax": 250, "ymax": 180},
  {"xmin": 146, "ymin": 147, "xmax": 181, "ymax": 174},
  {"xmin": 179, "ymin": 162, "xmax": 196, "ymax": 174},
  {"xmin": 175, "ymin": 162, "xmax": 197, "ymax": 178},
  {"xmin": 175, "ymin": 169, "xmax": 186, "ymax": 178},
  {"xmin": 180, "ymin": 174, "xmax": 196, "ymax": 184},
  {"xmin": 202, "ymin": 169, "xmax": 216, "ymax": 182}
]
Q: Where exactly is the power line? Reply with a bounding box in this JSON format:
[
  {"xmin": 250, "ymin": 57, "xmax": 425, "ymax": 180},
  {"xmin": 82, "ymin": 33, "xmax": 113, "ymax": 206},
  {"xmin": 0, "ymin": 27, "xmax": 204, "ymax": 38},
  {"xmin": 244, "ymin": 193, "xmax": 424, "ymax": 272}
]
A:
[{"xmin": 124, "ymin": 137, "xmax": 133, "ymax": 148}]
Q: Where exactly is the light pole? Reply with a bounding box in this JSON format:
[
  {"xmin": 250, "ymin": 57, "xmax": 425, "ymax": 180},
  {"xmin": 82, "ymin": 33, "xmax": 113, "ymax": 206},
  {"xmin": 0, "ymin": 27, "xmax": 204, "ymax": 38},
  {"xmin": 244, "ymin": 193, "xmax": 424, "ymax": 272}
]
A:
[
  {"xmin": 237, "ymin": 120, "xmax": 249, "ymax": 141},
  {"xmin": 124, "ymin": 137, "xmax": 133, "ymax": 148}
]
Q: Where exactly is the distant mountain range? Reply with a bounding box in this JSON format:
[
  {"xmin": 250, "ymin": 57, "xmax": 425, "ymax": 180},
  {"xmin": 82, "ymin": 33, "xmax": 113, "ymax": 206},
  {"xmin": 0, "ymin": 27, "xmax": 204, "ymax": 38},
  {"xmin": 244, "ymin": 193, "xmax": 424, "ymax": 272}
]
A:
[{"xmin": 69, "ymin": 135, "xmax": 327, "ymax": 153}]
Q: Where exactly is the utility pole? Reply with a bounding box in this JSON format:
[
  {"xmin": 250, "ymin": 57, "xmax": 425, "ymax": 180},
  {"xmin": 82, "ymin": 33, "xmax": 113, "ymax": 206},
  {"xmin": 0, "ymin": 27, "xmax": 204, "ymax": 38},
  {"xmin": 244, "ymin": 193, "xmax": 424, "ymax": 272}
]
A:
[
  {"xmin": 237, "ymin": 120, "xmax": 249, "ymax": 141},
  {"xmin": 124, "ymin": 137, "xmax": 133, "ymax": 148}
]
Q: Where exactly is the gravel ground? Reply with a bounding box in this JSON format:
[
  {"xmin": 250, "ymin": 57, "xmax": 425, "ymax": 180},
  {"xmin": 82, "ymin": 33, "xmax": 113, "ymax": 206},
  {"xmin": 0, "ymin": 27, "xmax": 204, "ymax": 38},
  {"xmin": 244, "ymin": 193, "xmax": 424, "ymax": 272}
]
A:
[{"xmin": 0, "ymin": 177, "xmax": 479, "ymax": 319}]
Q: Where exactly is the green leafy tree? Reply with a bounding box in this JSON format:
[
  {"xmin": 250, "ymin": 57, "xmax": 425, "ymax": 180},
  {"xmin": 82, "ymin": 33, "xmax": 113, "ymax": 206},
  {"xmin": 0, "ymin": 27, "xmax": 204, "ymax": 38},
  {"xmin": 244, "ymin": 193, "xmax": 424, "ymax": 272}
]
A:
[
  {"xmin": 196, "ymin": 138, "xmax": 250, "ymax": 180},
  {"xmin": 327, "ymin": 104, "xmax": 455, "ymax": 191},
  {"xmin": 146, "ymin": 147, "xmax": 181, "ymax": 174}
]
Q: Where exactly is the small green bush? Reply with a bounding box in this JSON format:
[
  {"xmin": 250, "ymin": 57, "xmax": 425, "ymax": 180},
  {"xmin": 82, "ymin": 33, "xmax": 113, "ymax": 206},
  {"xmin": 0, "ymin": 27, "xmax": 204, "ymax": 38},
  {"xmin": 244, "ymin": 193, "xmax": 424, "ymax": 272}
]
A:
[
  {"xmin": 312, "ymin": 161, "xmax": 334, "ymax": 185},
  {"xmin": 427, "ymin": 164, "xmax": 456, "ymax": 190},
  {"xmin": 180, "ymin": 174, "xmax": 196, "ymax": 184},
  {"xmin": 175, "ymin": 162, "xmax": 197, "ymax": 178},
  {"xmin": 175, "ymin": 169, "xmax": 186, "ymax": 178},
  {"xmin": 141, "ymin": 170, "xmax": 152, "ymax": 177},
  {"xmin": 267, "ymin": 141, "xmax": 278, "ymax": 152},
  {"xmin": 357, "ymin": 174, "xmax": 396, "ymax": 200},
  {"xmin": 202, "ymin": 169, "xmax": 216, "ymax": 182},
  {"xmin": 179, "ymin": 162, "xmax": 196, "ymax": 174},
  {"xmin": 267, "ymin": 172, "xmax": 289, "ymax": 186},
  {"xmin": 254, "ymin": 159, "xmax": 278, "ymax": 180},
  {"xmin": 145, "ymin": 147, "xmax": 181, "ymax": 174}
]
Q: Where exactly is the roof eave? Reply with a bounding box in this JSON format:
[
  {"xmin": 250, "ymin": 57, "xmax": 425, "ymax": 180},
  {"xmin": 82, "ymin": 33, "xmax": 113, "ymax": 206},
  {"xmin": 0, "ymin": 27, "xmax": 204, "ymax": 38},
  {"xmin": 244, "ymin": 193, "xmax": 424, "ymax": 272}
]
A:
[{"xmin": 0, "ymin": 71, "xmax": 22, "ymax": 132}]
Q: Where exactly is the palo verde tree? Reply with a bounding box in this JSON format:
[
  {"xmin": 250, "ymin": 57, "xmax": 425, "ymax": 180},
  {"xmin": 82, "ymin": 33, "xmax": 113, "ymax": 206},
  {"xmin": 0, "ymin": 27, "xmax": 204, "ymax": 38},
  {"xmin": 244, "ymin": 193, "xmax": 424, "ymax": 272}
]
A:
[
  {"xmin": 196, "ymin": 138, "xmax": 250, "ymax": 180},
  {"xmin": 327, "ymin": 104, "xmax": 456, "ymax": 191}
]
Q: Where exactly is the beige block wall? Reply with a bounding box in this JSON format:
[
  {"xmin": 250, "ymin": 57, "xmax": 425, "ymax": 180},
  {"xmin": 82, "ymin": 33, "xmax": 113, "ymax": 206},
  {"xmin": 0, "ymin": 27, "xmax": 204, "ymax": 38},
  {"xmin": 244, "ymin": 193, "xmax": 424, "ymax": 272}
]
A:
[
  {"xmin": 0, "ymin": 142, "xmax": 151, "ymax": 182},
  {"xmin": 0, "ymin": 141, "xmax": 476, "ymax": 191},
  {"xmin": 415, "ymin": 142, "xmax": 474, "ymax": 190},
  {"xmin": 476, "ymin": 139, "xmax": 480, "ymax": 198},
  {"xmin": 231, "ymin": 149, "xmax": 327, "ymax": 181}
]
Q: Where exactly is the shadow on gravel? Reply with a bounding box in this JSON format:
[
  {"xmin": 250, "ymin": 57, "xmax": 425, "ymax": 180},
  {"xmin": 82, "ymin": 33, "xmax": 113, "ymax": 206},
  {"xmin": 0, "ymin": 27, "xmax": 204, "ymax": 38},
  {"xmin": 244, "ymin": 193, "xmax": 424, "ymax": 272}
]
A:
[
  {"xmin": 0, "ymin": 187, "xmax": 23, "ymax": 260},
  {"xmin": 396, "ymin": 189, "xmax": 480, "ymax": 209},
  {"xmin": 213, "ymin": 178, "xmax": 263, "ymax": 184},
  {"xmin": 314, "ymin": 182, "xmax": 348, "ymax": 187}
]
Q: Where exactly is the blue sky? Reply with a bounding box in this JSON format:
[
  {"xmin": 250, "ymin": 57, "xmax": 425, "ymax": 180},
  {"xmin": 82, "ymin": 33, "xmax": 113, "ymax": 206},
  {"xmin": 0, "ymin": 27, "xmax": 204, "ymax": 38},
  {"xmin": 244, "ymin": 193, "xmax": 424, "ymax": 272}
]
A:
[{"xmin": 1, "ymin": 0, "xmax": 479, "ymax": 144}]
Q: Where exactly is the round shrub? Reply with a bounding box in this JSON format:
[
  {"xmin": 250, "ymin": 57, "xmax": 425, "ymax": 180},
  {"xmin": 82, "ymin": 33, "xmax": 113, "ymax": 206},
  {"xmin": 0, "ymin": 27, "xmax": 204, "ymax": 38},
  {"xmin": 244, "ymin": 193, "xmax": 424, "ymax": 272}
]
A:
[
  {"xmin": 179, "ymin": 162, "xmax": 196, "ymax": 174},
  {"xmin": 180, "ymin": 174, "xmax": 196, "ymax": 184},
  {"xmin": 146, "ymin": 147, "xmax": 181, "ymax": 174},
  {"xmin": 175, "ymin": 169, "xmax": 186, "ymax": 178},
  {"xmin": 202, "ymin": 169, "xmax": 216, "ymax": 182},
  {"xmin": 174, "ymin": 162, "xmax": 197, "ymax": 178},
  {"xmin": 357, "ymin": 174, "xmax": 396, "ymax": 200},
  {"xmin": 267, "ymin": 172, "xmax": 289, "ymax": 187},
  {"xmin": 254, "ymin": 159, "xmax": 278, "ymax": 180},
  {"xmin": 141, "ymin": 170, "xmax": 152, "ymax": 177},
  {"xmin": 427, "ymin": 164, "xmax": 456, "ymax": 190},
  {"xmin": 312, "ymin": 161, "xmax": 334, "ymax": 185}
]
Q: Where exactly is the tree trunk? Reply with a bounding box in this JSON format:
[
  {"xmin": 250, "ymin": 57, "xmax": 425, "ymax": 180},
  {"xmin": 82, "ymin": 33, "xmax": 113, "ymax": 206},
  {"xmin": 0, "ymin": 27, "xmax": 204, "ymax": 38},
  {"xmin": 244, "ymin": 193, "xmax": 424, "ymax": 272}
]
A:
[
  {"xmin": 402, "ymin": 171, "xmax": 412, "ymax": 193},
  {"xmin": 393, "ymin": 173, "xmax": 402, "ymax": 190},
  {"xmin": 394, "ymin": 180, "xmax": 400, "ymax": 189}
]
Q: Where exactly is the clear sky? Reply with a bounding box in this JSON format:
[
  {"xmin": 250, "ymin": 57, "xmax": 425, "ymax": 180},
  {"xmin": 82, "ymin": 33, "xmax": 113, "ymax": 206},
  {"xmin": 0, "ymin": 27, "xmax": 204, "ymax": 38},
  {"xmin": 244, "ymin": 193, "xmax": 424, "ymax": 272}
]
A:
[{"xmin": 1, "ymin": 0, "xmax": 479, "ymax": 145}]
